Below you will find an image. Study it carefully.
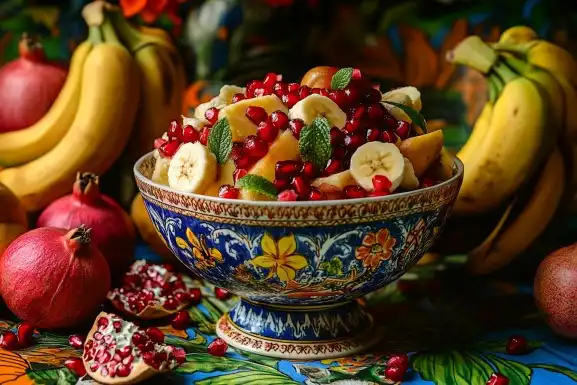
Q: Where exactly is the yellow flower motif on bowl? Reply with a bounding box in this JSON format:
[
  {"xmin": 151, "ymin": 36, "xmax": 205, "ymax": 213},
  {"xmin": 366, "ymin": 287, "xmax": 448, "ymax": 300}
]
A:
[
  {"xmin": 176, "ymin": 228, "xmax": 223, "ymax": 270},
  {"xmin": 250, "ymin": 233, "xmax": 308, "ymax": 283},
  {"xmin": 355, "ymin": 229, "xmax": 397, "ymax": 270}
]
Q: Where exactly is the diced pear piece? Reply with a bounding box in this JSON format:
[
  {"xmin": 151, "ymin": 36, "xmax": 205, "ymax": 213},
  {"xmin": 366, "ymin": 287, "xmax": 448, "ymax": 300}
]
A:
[
  {"xmin": 400, "ymin": 157, "xmax": 420, "ymax": 190},
  {"xmin": 397, "ymin": 131, "xmax": 444, "ymax": 177},
  {"xmin": 205, "ymin": 159, "xmax": 236, "ymax": 197},
  {"xmin": 219, "ymin": 95, "xmax": 288, "ymax": 142},
  {"xmin": 311, "ymin": 170, "xmax": 356, "ymax": 192},
  {"xmin": 194, "ymin": 96, "xmax": 226, "ymax": 119}
]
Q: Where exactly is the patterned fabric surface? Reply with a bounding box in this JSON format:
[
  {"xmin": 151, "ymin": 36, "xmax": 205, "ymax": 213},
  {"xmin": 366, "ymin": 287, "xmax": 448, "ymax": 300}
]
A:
[{"xmin": 0, "ymin": 243, "xmax": 575, "ymax": 384}]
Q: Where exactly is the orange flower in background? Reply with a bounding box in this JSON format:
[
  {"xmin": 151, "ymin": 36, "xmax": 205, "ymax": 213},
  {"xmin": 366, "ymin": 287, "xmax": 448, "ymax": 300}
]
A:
[
  {"xmin": 355, "ymin": 229, "xmax": 396, "ymax": 270},
  {"xmin": 119, "ymin": 0, "xmax": 187, "ymax": 24}
]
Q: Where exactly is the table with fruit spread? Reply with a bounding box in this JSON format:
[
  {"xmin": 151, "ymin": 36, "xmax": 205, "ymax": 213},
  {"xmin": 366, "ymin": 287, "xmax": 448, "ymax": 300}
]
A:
[{"xmin": 0, "ymin": 243, "xmax": 574, "ymax": 385}]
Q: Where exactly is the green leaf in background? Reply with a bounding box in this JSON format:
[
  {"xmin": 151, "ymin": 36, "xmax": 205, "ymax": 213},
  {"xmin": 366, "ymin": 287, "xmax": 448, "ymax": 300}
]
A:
[
  {"xmin": 483, "ymin": 353, "xmax": 531, "ymax": 385},
  {"xmin": 197, "ymin": 371, "xmax": 299, "ymax": 385},
  {"xmin": 208, "ymin": 118, "xmax": 233, "ymax": 164},
  {"xmin": 236, "ymin": 174, "xmax": 278, "ymax": 199},
  {"xmin": 382, "ymin": 100, "xmax": 428, "ymax": 133},
  {"xmin": 27, "ymin": 367, "xmax": 78, "ymax": 384},
  {"xmin": 528, "ymin": 364, "xmax": 577, "ymax": 382},
  {"xmin": 298, "ymin": 116, "xmax": 332, "ymax": 169},
  {"xmin": 319, "ymin": 257, "xmax": 343, "ymax": 276},
  {"xmin": 330, "ymin": 67, "xmax": 353, "ymax": 90},
  {"xmin": 412, "ymin": 351, "xmax": 494, "ymax": 385}
]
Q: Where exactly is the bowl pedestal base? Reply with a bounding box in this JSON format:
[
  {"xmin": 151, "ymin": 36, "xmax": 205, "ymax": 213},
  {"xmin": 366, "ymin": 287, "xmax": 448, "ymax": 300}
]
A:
[{"xmin": 215, "ymin": 299, "xmax": 381, "ymax": 360}]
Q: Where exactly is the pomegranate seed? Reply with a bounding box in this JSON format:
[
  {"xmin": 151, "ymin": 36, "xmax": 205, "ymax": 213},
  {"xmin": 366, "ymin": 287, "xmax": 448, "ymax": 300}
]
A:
[
  {"xmin": 386, "ymin": 354, "xmax": 409, "ymax": 371},
  {"xmin": 218, "ymin": 185, "xmax": 240, "ymax": 199},
  {"xmin": 245, "ymin": 106, "xmax": 268, "ymax": 125},
  {"xmin": 278, "ymin": 189, "xmax": 299, "ymax": 201},
  {"xmin": 287, "ymin": 83, "xmax": 300, "ymax": 93},
  {"xmin": 274, "ymin": 178, "xmax": 290, "ymax": 192},
  {"xmin": 352, "ymin": 68, "xmax": 362, "ymax": 79},
  {"xmin": 174, "ymin": 347, "xmax": 187, "ymax": 364},
  {"xmin": 396, "ymin": 120, "xmax": 411, "ymax": 139},
  {"xmin": 385, "ymin": 365, "xmax": 405, "ymax": 382},
  {"xmin": 282, "ymin": 93, "xmax": 300, "ymax": 108},
  {"xmin": 164, "ymin": 298, "xmax": 179, "ymax": 310},
  {"xmin": 506, "ymin": 335, "xmax": 528, "ymax": 355},
  {"xmin": 159, "ymin": 139, "xmax": 181, "ymax": 158},
  {"xmin": 324, "ymin": 158, "xmax": 343, "ymax": 175},
  {"xmin": 382, "ymin": 115, "xmax": 397, "ymax": 129},
  {"xmin": 344, "ymin": 133, "xmax": 366, "ymax": 150},
  {"xmin": 182, "ymin": 125, "xmax": 200, "ymax": 143},
  {"xmin": 230, "ymin": 142, "xmax": 244, "ymax": 160},
  {"xmin": 421, "ymin": 177, "xmax": 436, "ymax": 188},
  {"xmin": 365, "ymin": 88, "xmax": 382, "ymax": 103},
  {"xmin": 288, "ymin": 119, "xmax": 305, "ymax": 139},
  {"xmin": 344, "ymin": 87, "xmax": 361, "ymax": 105},
  {"xmin": 257, "ymin": 120, "xmax": 279, "ymax": 143},
  {"xmin": 366, "ymin": 127, "xmax": 381, "ymax": 142},
  {"xmin": 65, "ymin": 358, "xmax": 86, "ymax": 377},
  {"xmin": 372, "ymin": 175, "xmax": 392, "ymax": 192},
  {"xmin": 168, "ymin": 120, "xmax": 182, "ymax": 140},
  {"xmin": 299, "ymin": 85, "xmax": 311, "ymax": 99},
  {"xmin": 301, "ymin": 162, "xmax": 317, "ymax": 180},
  {"xmin": 332, "ymin": 146, "xmax": 347, "ymax": 159},
  {"xmin": 275, "ymin": 160, "xmax": 302, "ymax": 179},
  {"xmin": 153, "ymin": 138, "xmax": 167, "ymax": 149},
  {"xmin": 215, "ymin": 287, "xmax": 231, "ymax": 300},
  {"xmin": 171, "ymin": 310, "xmax": 191, "ymax": 330},
  {"xmin": 246, "ymin": 80, "xmax": 264, "ymax": 98},
  {"xmin": 311, "ymin": 87, "xmax": 321, "ymax": 94},
  {"xmin": 273, "ymin": 82, "xmax": 287, "ymax": 96},
  {"xmin": 370, "ymin": 190, "xmax": 391, "ymax": 197},
  {"xmin": 344, "ymin": 119, "xmax": 363, "ymax": 134},
  {"xmin": 343, "ymin": 185, "xmax": 366, "ymax": 199},
  {"xmin": 117, "ymin": 364, "xmax": 131, "ymax": 377},
  {"xmin": 263, "ymin": 73, "xmax": 278, "ymax": 88},
  {"xmin": 318, "ymin": 89, "xmax": 330, "ymax": 97},
  {"xmin": 17, "ymin": 322, "xmax": 35, "ymax": 348},
  {"xmin": 97, "ymin": 317, "xmax": 109, "ymax": 329},
  {"xmin": 232, "ymin": 93, "xmax": 245, "ymax": 103},
  {"xmin": 233, "ymin": 169, "xmax": 248, "ymax": 183},
  {"xmin": 292, "ymin": 176, "xmax": 310, "ymax": 198},
  {"xmin": 145, "ymin": 327, "xmax": 165, "ymax": 343},
  {"xmin": 381, "ymin": 130, "xmax": 395, "ymax": 143},
  {"xmin": 350, "ymin": 106, "xmax": 366, "ymax": 120},
  {"xmin": 269, "ymin": 110, "xmax": 289, "ymax": 130},
  {"xmin": 204, "ymin": 107, "xmax": 219, "ymax": 125},
  {"xmin": 189, "ymin": 288, "xmax": 202, "ymax": 305},
  {"xmin": 329, "ymin": 90, "xmax": 348, "ymax": 108},
  {"xmin": 0, "ymin": 331, "xmax": 19, "ymax": 350},
  {"xmin": 330, "ymin": 127, "xmax": 345, "ymax": 146},
  {"xmin": 308, "ymin": 187, "xmax": 326, "ymax": 201},
  {"xmin": 200, "ymin": 126, "xmax": 211, "ymax": 146},
  {"xmin": 234, "ymin": 156, "xmax": 253, "ymax": 170},
  {"xmin": 207, "ymin": 338, "xmax": 228, "ymax": 356},
  {"xmin": 68, "ymin": 334, "xmax": 85, "ymax": 349},
  {"xmin": 487, "ymin": 373, "xmax": 509, "ymax": 385},
  {"xmin": 244, "ymin": 135, "xmax": 269, "ymax": 159},
  {"xmin": 366, "ymin": 103, "xmax": 385, "ymax": 121}
]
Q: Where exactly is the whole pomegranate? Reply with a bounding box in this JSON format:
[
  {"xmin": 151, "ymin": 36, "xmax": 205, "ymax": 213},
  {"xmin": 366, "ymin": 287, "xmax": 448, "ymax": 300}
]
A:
[
  {"xmin": 37, "ymin": 172, "xmax": 135, "ymax": 280},
  {"xmin": 0, "ymin": 226, "xmax": 110, "ymax": 329},
  {"xmin": 534, "ymin": 243, "xmax": 577, "ymax": 339}
]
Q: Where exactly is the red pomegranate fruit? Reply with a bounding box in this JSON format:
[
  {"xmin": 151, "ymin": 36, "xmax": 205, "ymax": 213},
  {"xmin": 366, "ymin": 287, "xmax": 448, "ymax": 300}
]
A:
[
  {"xmin": 37, "ymin": 173, "xmax": 135, "ymax": 280},
  {"xmin": 534, "ymin": 243, "xmax": 577, "ymax": 339},
  {"xmin": 0, "ymin": 226, "xmax": 110, "ymax": 328},
  {"xmin": 83, "ymin": 312, "xmax": 186, "ymax": 384},
  {"xmin": 108, "ymin": 260, "xmax": 198, "ymax": 319}
]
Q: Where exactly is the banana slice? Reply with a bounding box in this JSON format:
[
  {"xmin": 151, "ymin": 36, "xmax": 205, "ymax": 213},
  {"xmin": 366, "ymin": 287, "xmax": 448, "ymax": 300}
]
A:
[
  {"xmin": 382, "ymin": 86, "xmax": 422, "ymax": 111},
  {"xmin": 194, "ymin": 96, "xmax": 226, "ymax": 120},
  {"xmin": 168, "ymin": 142, "xmax": 217, "ymax": 193},
  {"xmin": 218, "ymin": 85, "xmax": 246, "ymax": 104},
  {"xmin": 381, "ymin": 91, "xmax": 412, "ymax": 123},
  {"xmin": 400, "ymin": 157, "xmax": 420, "ymax": 190},
  {"xmin": 288, "ymin": 94, "xmax": 347, "ymax": 129},
  {"xmin": 350, "ymin": 142, "xmax": 405, "ymax": 192},
  {"xmin": 182, "ymin": 116, "xmax": 210, "ymax": 129},
  {"xmin": 151, "ymin": 157, "xmax": 170, "ymax": 185}
]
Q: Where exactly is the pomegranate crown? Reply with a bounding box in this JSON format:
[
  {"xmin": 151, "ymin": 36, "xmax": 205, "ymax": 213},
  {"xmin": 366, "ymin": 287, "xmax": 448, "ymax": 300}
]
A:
[
  {"xmin": 70, "ymin": 225, "xmax": 92, "ymax": 244},
  {"xmin": 18, "ymin": 33, "xmax": 46, "ymax": 61},
  {"xmin": 74, "ymin": 172, "xmax": 101, "ymax": 203}
]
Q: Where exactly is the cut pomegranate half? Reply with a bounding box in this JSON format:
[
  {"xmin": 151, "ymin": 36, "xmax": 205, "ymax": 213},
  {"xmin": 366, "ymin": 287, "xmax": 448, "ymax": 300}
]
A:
[
  {"xmin": 83, "ymin": 312, "xmax": 186, "ymax": 384},
  {"xmin": 107, "ymin": 260, "xmax": 199, "ymax": 320}
]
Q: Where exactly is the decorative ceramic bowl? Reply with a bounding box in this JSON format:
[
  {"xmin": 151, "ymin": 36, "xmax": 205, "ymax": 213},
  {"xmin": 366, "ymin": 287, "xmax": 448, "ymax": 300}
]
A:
[{"xmin": 134, "ymin": 152, "xmax": 463, "ymax": 359}]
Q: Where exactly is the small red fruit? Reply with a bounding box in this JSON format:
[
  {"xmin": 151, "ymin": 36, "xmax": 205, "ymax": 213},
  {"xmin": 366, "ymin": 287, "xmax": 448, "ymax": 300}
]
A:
[
  {"xmin": 366, "ymin": 127, "xmax": 381, "ymax": 142},
  {"xmin": 385, "ymin": 365, "xmax": 405, "ymax": 382},
  {"xmin": 64, "ymin": 357, "xmax": 86, "ymax": 377},
  {"xmin": 269, "ymin": 110, "xmax": 289, "ymax": 130},
  {"xmin": 278, "ymin": 189, "xmax": 298, "ymax": 201},
  {"xmin": 372, "ymin": 175, "xmax": 392, "ymax": 192},
  {"xmin": 364, "ymin": 88, "xmax": 382, "ymax": 103},
  {"xmin": 171, "ymin": 310, "xmax": 191, "ymax": 330},
  {"xmin": 383, "ymin": 115, "xmax": 397, "ymax": 130},
  {"xmin": 207, "ymin": 338, "xmax": 228, "ymax": 356},
  {"xmin": 381, "ymin": 130, "xmax": 395, "ymax": 143},
  {"xmin": 308, "ymin": 187, "xmax": 326, "ymax": 201},
  {"xmin": 311, "ymin": 87, "xmax": 322, "ymax": 94},
  {"xmin": 343, "ymin": 185, "xmax": 366, "ymax": 199},
  {"xmin": 273, "ymin": 82, "xmax": 287, "ymax": 96},
  {"xmin": 366, "ymin": 103, "xmax": 385, "ymax": 121},
  {"xmin": 287, "ymin": 83, "xmax": 300, "ymax": 93},
  {"xmin": 234, "ymin": 156, "xmax": 253, "ymax": 170},
  {"xmin": 168, "ymin": 120, "xmax": 182, "ymax": 140},
  {"xmin": 344, "ymin": 119, "xmax": 363, "ymax": 134},
  {"xmin": 299, "ymin": 85, "xmax": 311, "ymax": 99},
  {"xmin": 344, "ymin": 87, "xmax": 361, "ymax": 105},
  {"xmin": 215, "ymin": 287, "xmax": 231, "ymax": 300},
  {"xmin": 246, "ymin": 80, "xmax": 265, "ymax": 98},
  {"xmin": 154, "ymin": 138, "xmax": 166, "ymax": 149},
  {"xmin": 292, "ymin": 176, "xmax": 310, "ymax": 198},
  {"xmin": 232, "ymin": 93, "xmax": 245, "ymax": 103},
  {"xmin": 282, "ymin": 93, "xmax": 300, "ymax": 108},
  {"xmin": 352, "ymin": 68, "xmax": 362, "ymax": 79},
  {"xmin": 274, "ymin": 178, "xmax": 290, "ymax": 192},
  {"xmin": 257, "ymin": 120, "xmax": 279, "ymax": 143},
  {"xmin": 68, "ymin": 334, "xmax": 85, "ymax": 349},
  {"xmin": 218, "ymin": 185, "xmax": 240, "ymax": 199},
  {"xmin": 233, "ymin": 169, "xmax": 248, "ymax": 183},
  {"xmin": 200, "ymin": 126, "xmax": 211, "ymax": 145},
  {"xmin": 145, "ymin": 327, "xmax": 165, "ymax": 343},
  {"xmin": 350, "ymin": 106, "xmax": 366, "ymax": 120},
  {"xmin": 487, "ymin": 373, "xmax": 509, "ymax": 385},
  {"xmin": 204, "ymin": 107, "xmax": 219, "ymax": 125},
  {"xmin": 324, "ymin": 158, "xmax": 343, "ymax": 175},
  {"xmin": 0, "ymin": 331, "xmax": 18, "ymax": 350},
  {"xmin": 396, "ymin": 120, "xmax": 411, "ymax": 139},
  {"xmin": 275, "ymin": 160, "xmax": 302, "ymax": 179},
  {"xmin": 17, "ymin": 322, "xmax": 35, "ymax": 348},
  {"xmin": 330, "ymin": 127, "xmax": 344, "ymax": 146},
  {"xmin": 230, "ymin": 142, "xmax": 244, "ymax": 160},
  {"xmin": 159, "ymin": 139, "xmax": 181, "ymax": 158},
  {"xmin": 318, "ymin": 89, "xmax": 330, "ymax": 97},
  {"xmin": 244, "ymin": 135, "xmax": 269, "ymax": 159},
  {"xmin": 329, "ymin": 90, "xmax": 348, "ymax": 108},
  {"xmin": 182, "ymin": 125, "xmax": 200, "ymax": 143},
  {"xmin": 506, "ymin": 335, "xmax": 528, "ymax": 355},
  {"xmin": 386, "ymin": 354, "xmax": 409, "ymax": 371},
  {"xmin": 288, "ymin": 119, "xmax": 305, "ymax": 139},
  {"xmin": 245, "ymin": 106, "xmax": 268, "ymax": 125},
  {"xmin": 332, "ymin": 146, "xmax": 347, "ymax": 159},
  {"xmin": 263, "ymin": 73, "xmax": 279, "ymax": 88},
  {"xmin": 189, "ymin": 287, "xmax": 202, "ymax": 305},
  {"xmin": 301, "ymin": 162, "xmax": 317, "ymax": 180},
  {"xmin": 344, "ymin": 133, "xmax": 366, "ymax": 150}
]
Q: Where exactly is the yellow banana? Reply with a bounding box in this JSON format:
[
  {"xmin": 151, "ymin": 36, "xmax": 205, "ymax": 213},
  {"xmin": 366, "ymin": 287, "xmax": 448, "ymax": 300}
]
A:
[
  {"xmin": 0, "ymin": 17, "xmax": 140, "ymax": 211},
  {"xmin": 498, "ymin": 25, "xmax": 538, "ymax": 44},
  {"xmin": 0, "ymin": 41, "xmax": 93, "ymax": 167},
  {"xmin": 468, "ymin": 146, "xmax": 566, "ymax": 274}
]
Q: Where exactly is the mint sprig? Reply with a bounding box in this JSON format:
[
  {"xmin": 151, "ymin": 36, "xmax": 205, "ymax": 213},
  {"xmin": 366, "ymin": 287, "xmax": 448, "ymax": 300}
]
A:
[
  {"xmin": 298, "ymin": 116, "xmax": 332, "ymax": 169},
  {"xmin": 236, "ymin": 175, "xmax": 278, "ymax": 199},
  {"xmin": 382, "ymin": 101, "xmax": 428, "ymax": 133},
  {"xmin": 330, "ymin": 67, "xmax": 353, "ymax": 90},
  {"xmin": 207, "ymin": 118, "xmax": 233, "ymax": 164}
]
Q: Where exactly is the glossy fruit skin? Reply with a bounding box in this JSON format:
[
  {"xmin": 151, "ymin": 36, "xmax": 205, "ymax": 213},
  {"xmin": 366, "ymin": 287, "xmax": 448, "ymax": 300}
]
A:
[
  {"xmin": 386, "ymin": 354, "xmax": 409, "ymax": 371},
  {"xmin": 171, "ymin": 310, "xmax": 191, "ymax": 330},
  {"xmin": 244, "ymin": 135, "xmax": 269, "ymax": 159},
  {"xmin": 204, "ymin": 107, "xmax": 219, "ymax": 124},
  {"xmin": 218, "ymin": 185, "xmax": 239, "ymax": 199},
  {"xmin": 207, "ymin": 338, "xmax": 228, "ymax": 356},
  {"xmin": 245, "ymin": 106, "xmax": 268, "ymax": 125},
  {"xmin": 300, "ymin": 66, "xmax": 339, "ymax": 89},
  {"xmin": 384, "ymin": 365, "xmax": 405, "ymax": 382},
  {"xmin": 506, "ymin": 335, "xmax": 528, "ymax": 354},
  {"xmin": 372, "ymin": 175, "xmax": 392, "ymax": 192},
  {"xmin": 215, "ymin": 287, "xmax": 231, "ymax": 300},
  {"xmin": 486, "ymin": 373, "xmax": 509, "ymax": 385},
  {"xmin": 182, "ymin": 125, "xmax": 199, "ymax": 143},
  {"xmin": 0, "ymin": 331, "xmax": 19, "ymax": 350}
]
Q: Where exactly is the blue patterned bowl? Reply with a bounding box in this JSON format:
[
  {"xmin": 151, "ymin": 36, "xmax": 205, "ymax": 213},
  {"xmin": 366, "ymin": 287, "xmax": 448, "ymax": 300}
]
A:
[{"xmin": 134, "ymin": 152, "xmax": 463, "ymax": 359}]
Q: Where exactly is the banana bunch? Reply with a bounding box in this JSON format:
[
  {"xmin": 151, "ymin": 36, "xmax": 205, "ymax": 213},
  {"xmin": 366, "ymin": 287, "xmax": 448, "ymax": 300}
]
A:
[{"xmin": 445, "ymin": 27, "xmax": 577, "ymax": 274}]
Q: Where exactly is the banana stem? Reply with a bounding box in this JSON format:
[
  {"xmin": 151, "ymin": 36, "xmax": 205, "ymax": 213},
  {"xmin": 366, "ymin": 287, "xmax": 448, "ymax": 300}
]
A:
[
  {"xmin": 108, "ymin": 11, "xmax": 148, "ymax": 53},
  {"xmin": 491, "ymin": 61, "xmax": 519, "ymax": 84},
  {"xmin": 499, "ymin": 54, "xmax": 530, "ymax": 76},
  {"xmin": 88, "ymin": 25, "xmax": 103, "ymax": 44},
  {"xmin": 492, "ymin": 41, "xmax": 535, "ymax": 57},
  {"xmin": 446, "ymin": 36, "xmax": 498, "ymax": 74},
  {"xmin": 487, "ymin": 76, "xmax": 498, "ymax": 104},
  {"xmin": 101, "ymin": 19, "xmax": 122, "ymax": 46}
]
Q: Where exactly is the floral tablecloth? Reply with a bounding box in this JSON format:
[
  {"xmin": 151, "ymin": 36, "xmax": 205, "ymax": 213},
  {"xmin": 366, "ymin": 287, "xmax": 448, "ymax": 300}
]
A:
[{"xmin": 0, "ymin": 244, "xmax": 576, "ymax": 385}]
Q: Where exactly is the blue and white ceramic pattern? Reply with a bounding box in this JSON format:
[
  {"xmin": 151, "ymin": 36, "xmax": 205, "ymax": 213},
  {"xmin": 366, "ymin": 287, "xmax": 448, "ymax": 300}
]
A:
[{"xmin": 134, "ymin": 152, "xmax": 463, "ymax": 359}]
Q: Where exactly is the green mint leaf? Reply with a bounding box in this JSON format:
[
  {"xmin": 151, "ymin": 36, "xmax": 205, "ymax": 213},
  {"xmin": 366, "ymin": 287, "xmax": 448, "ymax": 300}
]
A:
[
  {"xmin": 236, "ymin": 175, "xmax": 278, "ymax": 199},
  {"xmin": 382, "ymin": 101, "xmax": 428, "ymax": 133},
  {"xmin": 330, "ymin": 67, "xmax": 354, "ymax": 90},
  {"xmin": 207, "ymin": 118, "xmax": 233, "ymax": 164},
  {"xmin": 298, "ymin": 116, "xmax": 332, "ymax": 169}
]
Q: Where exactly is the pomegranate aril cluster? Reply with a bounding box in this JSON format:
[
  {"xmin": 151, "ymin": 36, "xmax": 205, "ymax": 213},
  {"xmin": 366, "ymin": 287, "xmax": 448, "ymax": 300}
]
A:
[
  {"xmin": 157, "ymin": 119, "xmax": 212, "ymax": 158},
  {"xmin": 0, "ymin": 322, "xmax": 35, "ymax": 351},
  {"xmin": 274, "ymin": 160, "xmax": 324, "ymax": 201}
]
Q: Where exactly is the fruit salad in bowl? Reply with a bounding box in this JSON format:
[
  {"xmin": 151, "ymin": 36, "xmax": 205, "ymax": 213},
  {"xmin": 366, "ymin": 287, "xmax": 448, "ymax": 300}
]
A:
[{"xmin": 134, "ymin": 67, "xmax": 463, "ymax": 360}]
